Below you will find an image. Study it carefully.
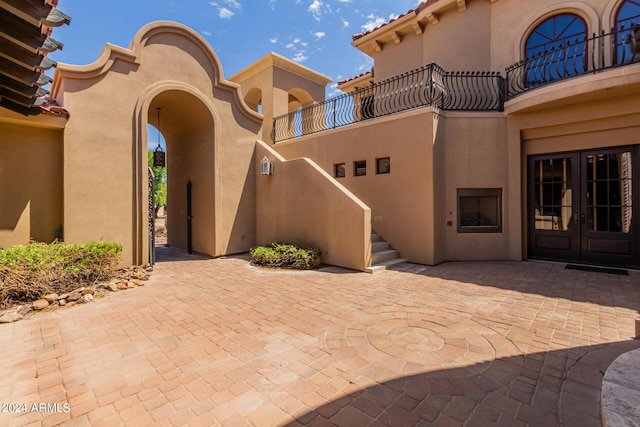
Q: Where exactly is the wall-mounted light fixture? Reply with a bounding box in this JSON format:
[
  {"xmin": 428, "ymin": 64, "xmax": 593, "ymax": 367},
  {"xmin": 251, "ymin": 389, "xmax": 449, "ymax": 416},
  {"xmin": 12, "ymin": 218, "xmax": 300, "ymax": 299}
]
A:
[
  {"xmin": 153, "ymin": 107, "xmax": 166, "ymax": 168},
  {"xmin": 261, "ymin": 156, "xmax": 273, "ymax": 175}
]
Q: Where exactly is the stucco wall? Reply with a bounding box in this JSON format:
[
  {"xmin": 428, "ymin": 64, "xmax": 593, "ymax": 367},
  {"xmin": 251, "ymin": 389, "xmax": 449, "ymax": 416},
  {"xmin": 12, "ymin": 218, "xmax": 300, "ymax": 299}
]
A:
[
  {"xmin": 440, "ymin": 113, "xmax": 512, "ymax": 261},
  {"xmin": 255, "ymin": 141, "xmax": 371, "ymax": 271},
  {"xmin": 0, "ymin": 122, "xmax": 63, "ymax": 247},
  {"xmin": 54, "ymin": 22, "xmax": 262, "ymax": 265},
  {"xmin": 273, "ymin": 108, "xmax": 439, "ymax": 265}
]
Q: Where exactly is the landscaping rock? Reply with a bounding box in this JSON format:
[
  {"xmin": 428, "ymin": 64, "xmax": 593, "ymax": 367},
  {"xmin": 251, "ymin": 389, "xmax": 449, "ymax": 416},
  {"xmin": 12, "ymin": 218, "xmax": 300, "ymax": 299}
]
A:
[
  {"xmin": 17, "ymin": 305, "xmax": 33, "ymax": 316},
  {"xmin": 82, "ymin": 294, "xmax": 94, "ymax": 303},
  {"xmin": 126, "ymin": 281, "xmax": 136, "ymax": 289},
  {"xmin": 58, "ymin": 299, "xmax": 67, "ymax": 307},
  {"xmin": 0, "ymin": 313, "xmax": 23, "ymax": 323},
  {"xmin": 32, "ymin": 299, "xmax": 49, "ymax": 310},
  {"xmin": 116, "ymin": 282, "xmax": 129, "ymax": 290},
  {"xmin": 43, "ymin": 294, "xmax": 59, "ymax": 303},
  {"xmin": 69, "ymin": 290, "xmax": 83, "ymax": 301},
  {"xmin": 81, "ymin": 289, "xmax": 94, "ymax": 295},
  {"xmin": 130, "ymin": 279, "xmax": 144, "ymax": 287},
  {"xmin": 107, "ymin": 283, "xmax": 118, "ymax": 292}
]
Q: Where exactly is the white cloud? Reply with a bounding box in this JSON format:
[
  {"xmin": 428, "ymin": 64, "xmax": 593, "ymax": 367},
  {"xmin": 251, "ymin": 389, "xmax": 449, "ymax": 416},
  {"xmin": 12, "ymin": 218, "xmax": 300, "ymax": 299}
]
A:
[
  {"xmin": 389, "ymin": 13, "xmax": 400, "ymax": 20},
  {"xmin": 341, "ymin": 18, "xmax": 350, "ymax": 28},
  {"xmin": 269, "ymin": 37, "xmax": 278, "ymax": 43},
  {"xmin": 218, "ymin": 7, "xmax": 234, "ymax": 18},
  {"xmin": 211, "ymin": 0, "xmax": 241, "ymax": 19},
  {"xmin": 309, "ymin": 0, "xmax": 323, "ymax": 21},
  {"xmin": 201, "ymin": 30, "xmax": 212, "ymax": 36},
  {"xmin": 313, "ymin": 32, "xmax": 325, "ymax": 39},
  {"xmin": 361, "ymin": 15, "xmax": 386, "ymax": 32},
  {"xmin": 292, "ymin": 52, "xmax": 308, "ymax": 62}
]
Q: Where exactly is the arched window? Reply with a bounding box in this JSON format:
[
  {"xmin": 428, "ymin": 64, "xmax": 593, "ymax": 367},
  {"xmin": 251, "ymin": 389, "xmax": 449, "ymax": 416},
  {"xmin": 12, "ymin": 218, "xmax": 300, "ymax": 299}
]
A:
[
  {"xmin": 614, "ymin": 0, "xmax": 640, "ymax": 64},
  {"xmin": 616, "ymin": 0, "xmax": 640, "ymax": 29},
  {"xmin": 524, "ymin": 14, "xmax": 588, "ymax": 85}
]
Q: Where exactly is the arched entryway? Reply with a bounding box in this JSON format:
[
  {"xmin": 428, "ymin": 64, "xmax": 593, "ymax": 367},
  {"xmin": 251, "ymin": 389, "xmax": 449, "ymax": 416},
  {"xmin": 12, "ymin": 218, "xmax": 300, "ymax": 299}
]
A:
[{"xmin": 137, "ymin": 85, "xmax": 219, "ymax": 263}]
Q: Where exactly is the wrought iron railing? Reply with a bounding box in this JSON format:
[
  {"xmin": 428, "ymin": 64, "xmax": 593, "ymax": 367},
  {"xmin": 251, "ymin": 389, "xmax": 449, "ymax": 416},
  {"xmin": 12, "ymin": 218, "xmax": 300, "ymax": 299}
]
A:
[
  {"xmin": 506, "ymin": 24, "xmax": 640, "ymax": 98},
  {"xmin": 272, "ymin": 26, "xmax": 639, "ymax": 143},
  {"xmin": 272, "ymin": 62, "xmax": 505, "ymax": 142}
]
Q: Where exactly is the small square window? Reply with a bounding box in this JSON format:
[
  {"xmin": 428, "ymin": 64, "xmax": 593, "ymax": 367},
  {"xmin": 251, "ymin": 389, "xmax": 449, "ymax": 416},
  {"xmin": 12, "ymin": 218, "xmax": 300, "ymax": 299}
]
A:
[
  {"xmin": 458, "ymin": 188, "xmax": 502, "ymax": 233},
  {"xmin": 354, "ymin": 160, "xmax": 366, "ymax": 176},
  {"xmin": 334, "ymin": 163, "xmax": 345, "ymax": 178},
  {"xmin": 376, "ymin": 157, "xmax": 390, "ymax": 174}
]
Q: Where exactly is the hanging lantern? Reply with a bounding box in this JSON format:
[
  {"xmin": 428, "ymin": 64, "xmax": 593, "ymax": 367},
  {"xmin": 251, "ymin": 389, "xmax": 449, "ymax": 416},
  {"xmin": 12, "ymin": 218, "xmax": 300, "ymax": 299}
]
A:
[{"xmin": 153, "ymin": 107, "xmax": 166, "ymax": 168}]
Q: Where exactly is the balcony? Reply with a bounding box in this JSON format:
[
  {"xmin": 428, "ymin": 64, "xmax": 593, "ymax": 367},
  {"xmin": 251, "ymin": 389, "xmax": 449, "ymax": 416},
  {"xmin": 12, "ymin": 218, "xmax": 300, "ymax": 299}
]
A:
[
  {"xmin": 506, "ymin": 24, "xmax": 640, "ymax": 99},
  {"xmin": 272, "ymin": 25, "xmax": 640, "ymax": 143},
  {"xmin": 272, "ymin": 63, "xmax": 505, "ymax": 143}
]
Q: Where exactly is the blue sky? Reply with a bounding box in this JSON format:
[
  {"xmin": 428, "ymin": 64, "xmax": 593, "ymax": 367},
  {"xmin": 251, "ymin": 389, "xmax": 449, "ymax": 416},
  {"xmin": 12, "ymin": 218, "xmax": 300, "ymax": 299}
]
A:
[{"xmin": 52, "ymin": 0, "xmax": 421, "ymax": 99}]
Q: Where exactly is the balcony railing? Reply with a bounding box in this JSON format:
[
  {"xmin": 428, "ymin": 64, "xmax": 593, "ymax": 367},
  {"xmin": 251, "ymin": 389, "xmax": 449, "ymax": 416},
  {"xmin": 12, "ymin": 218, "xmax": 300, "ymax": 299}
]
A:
[
  {"xmin": 272, "ymin": 63, "xmax": 505, "ymax": 143},
  {"xmin": 272, "ymin": 26, "xmax": 639, "ymax": 143},
  {"xmin": 506, "ymin": 24, "xmax": 640, "ymax": 98}
]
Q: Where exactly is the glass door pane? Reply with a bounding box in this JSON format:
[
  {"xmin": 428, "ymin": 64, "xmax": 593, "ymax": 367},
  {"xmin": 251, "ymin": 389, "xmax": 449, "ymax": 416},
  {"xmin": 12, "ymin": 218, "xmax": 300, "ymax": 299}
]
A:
[{"xmin": 534, "ymin": 157, "xmax": 573, "ymax": 231}]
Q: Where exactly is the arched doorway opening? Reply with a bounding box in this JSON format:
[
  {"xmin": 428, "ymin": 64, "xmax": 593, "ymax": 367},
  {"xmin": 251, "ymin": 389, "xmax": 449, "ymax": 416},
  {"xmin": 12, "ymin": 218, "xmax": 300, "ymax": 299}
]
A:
[{"xmin": 146, "ymin": 89, "xmax": 216, "ymax": 260}]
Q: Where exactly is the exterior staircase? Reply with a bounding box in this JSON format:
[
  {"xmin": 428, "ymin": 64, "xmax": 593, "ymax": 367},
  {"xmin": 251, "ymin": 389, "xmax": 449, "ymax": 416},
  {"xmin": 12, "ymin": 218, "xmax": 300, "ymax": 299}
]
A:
[{"xmin": 365, "ymin": 233, "xmax": 407, "ymax": 273}]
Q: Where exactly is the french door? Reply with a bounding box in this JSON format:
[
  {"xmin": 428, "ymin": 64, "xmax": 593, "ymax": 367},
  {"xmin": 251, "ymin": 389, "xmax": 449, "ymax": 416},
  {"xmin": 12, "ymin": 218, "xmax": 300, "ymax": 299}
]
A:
[{"xmin": 528, "ymin": 146, "xmax": 639, "ymax": 267}]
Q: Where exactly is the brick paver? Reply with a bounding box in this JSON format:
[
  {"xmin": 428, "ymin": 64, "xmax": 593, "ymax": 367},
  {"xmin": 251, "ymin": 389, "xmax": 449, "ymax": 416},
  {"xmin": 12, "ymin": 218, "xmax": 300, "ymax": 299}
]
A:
[{"xmin": 1, "ymin": 247, "xmax": 640, "ymax": 426}]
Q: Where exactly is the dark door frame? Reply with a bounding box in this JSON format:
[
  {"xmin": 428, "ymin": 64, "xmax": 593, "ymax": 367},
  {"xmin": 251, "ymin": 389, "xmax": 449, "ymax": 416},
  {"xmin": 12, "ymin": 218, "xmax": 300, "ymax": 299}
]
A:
[{"xmin": 528, "ymin": 145, "xmax": 640, "ymax": 267}]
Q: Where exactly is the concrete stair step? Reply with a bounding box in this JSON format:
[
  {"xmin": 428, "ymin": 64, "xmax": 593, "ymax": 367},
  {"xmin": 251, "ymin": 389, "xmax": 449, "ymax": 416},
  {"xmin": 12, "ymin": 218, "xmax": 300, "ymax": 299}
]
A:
[
  {"xmin": 365, "ymin": 257, "xmax": 408, "ymax": 274},
  {"xmin": 372, "ymin": 241, "xmax": 390, "ymax": 252},
  {"xmin": 372, "ymin": 249, "xmax": 400, "ymax": 265},
  {"xmin": 368, "ymin": 232, "xmax": 406, "ymax": 273}
]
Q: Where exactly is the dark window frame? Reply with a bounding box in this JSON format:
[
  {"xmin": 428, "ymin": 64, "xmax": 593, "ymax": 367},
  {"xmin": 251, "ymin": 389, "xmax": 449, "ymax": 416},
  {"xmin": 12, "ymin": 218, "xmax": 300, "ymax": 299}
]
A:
[
  {"xmin": 457, "ymin": 188, "xmax": 503, "ymax": 233},
  {"xmin": 354, "ymin": 160, "xmax": 367, "ymax": 177},
  {"xmin": 376, "ymin": 157, "xmax": 391, "ymax": 174}
]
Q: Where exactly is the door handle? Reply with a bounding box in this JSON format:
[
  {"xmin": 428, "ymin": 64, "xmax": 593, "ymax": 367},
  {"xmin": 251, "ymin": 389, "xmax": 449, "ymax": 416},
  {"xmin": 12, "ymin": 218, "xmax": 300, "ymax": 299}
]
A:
[{"xmin": 580, "ymin": 213, "xmax": 586, "ymax": 224}]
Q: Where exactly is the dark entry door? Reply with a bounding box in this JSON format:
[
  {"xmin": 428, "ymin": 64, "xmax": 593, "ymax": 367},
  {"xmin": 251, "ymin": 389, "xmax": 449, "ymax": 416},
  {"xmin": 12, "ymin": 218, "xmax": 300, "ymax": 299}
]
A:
[{"xmin": 529, "ymin": 146, "xmax": 639, "ymax": 267}]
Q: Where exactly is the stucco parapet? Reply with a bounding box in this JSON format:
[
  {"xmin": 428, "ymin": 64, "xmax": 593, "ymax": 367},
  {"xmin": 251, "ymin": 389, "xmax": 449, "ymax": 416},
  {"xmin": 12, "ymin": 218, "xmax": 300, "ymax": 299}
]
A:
[
  {"xmin": 504, "ymin": 64, "xmax": 640, "ymax": 115},
  {"xmin": 49, "ymin": 21, "xmax": 262, "ymax": 123},
  {"xmin": 230, "ymin": 52, "xmax": 332, "ymax": 86}
]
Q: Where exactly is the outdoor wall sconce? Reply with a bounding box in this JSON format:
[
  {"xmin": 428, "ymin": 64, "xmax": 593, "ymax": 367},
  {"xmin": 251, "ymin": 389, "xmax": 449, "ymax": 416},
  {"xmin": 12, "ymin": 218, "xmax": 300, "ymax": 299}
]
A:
[
  {"xmin": 261, "ymin": 156, "xmax": 273, "ymax": 175},
  {"xmin": 153, "ymin": 107, "xmax": 166, "ymax": 168}
]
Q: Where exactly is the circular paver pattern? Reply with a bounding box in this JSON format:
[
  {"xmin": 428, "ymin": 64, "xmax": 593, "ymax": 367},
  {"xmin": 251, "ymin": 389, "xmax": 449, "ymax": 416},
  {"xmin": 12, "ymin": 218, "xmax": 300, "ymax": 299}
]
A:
[{"xmin": 327, "ymin": 306, "xmax": 520, "ymax": 379}]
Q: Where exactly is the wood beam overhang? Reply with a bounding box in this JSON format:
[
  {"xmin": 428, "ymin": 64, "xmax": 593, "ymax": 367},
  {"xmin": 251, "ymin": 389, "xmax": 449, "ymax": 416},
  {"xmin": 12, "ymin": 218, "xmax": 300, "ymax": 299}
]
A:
[
  {"xmin": 0, "ymin": 86, "xmax": 47, "ymax": 105},
  {"xmin": 0, "ymin": 74, "xmax": 47, "ymax": 97},
  {"xmin": 0, "ymin": 56, "xmax": 46, "ymax": 86},
  {"xmin": 0, "ymin": 0, "xmax": 69, "ymax": 115},
  {"xmin": 0, "ymin": 97, "xmax": 43, "ymax": 115},
  {"xmin": 0, "ymin": 38, "xmax": 50, "ymax": 69},
  {"xmin": 0, "ymin": 0, "xmax": 53, "ymax": 28}
]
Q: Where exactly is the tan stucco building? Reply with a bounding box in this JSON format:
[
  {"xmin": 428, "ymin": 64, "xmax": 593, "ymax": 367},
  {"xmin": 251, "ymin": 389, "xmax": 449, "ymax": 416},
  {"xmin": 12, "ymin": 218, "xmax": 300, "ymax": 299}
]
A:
[{"xmin": 2, "ymin": 0, "xmax": 640, "ymax": 271}]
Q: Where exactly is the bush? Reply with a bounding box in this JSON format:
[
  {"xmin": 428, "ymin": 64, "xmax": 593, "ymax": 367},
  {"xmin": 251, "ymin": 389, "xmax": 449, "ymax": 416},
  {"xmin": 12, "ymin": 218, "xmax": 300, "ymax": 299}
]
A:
[
  {"xmin": 0, "ymin": 242, "xmax": 122, "ymax": 306},
  {"xmin": 250, "ymin": 243, "xmax": 321, "ymax": 270}
]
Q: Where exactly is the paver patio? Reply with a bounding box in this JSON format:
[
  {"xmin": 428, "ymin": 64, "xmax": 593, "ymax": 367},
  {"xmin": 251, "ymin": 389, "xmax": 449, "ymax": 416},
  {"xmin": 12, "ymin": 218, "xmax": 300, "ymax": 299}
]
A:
[{"xmin": 1, "ymin": 246, "xmax": 639, "ymax": 426}]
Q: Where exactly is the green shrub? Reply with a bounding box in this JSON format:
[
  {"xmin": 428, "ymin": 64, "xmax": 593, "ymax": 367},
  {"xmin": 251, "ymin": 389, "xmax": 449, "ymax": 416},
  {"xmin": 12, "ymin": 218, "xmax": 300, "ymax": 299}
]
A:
[
  {"xmin": 0, "ymin": 242, "xmax": 122, "ymax": 306},
  {"xmin": 250, "ymin": 243, "xmax": 321, "ymax": 270}
]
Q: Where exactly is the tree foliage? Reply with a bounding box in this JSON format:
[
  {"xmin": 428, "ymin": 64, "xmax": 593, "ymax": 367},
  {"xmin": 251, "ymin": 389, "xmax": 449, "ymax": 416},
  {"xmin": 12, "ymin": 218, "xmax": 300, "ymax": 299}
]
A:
[{"xmin": 148, "ymin": 150, "xmax": 167, "ymax": 212}]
